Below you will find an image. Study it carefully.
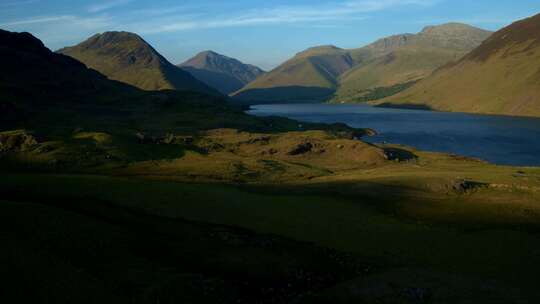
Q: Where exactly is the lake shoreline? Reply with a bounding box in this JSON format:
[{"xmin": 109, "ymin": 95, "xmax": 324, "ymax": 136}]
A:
[{"xmin": 247, "ymin": 103, "xmax": 540, "ymax": 167}]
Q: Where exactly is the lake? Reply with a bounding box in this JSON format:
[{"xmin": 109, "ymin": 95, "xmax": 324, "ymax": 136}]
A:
[{"xmin": 247, "ymin": 104, "xmax": 540, "ymax": 167}]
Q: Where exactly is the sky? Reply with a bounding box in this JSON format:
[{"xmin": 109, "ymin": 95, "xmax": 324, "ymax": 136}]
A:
[{"xmin": 1, "ymin": 0, "xmax": 540, "ymax": 70}]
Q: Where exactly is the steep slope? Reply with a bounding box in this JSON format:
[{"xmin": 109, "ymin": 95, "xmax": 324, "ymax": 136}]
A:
[
  {"xmin": 233, "ymin": 45, "xmax": 354, "ymax": 103},
  {"xmin": 334, "ymin": 23, "xmax": 492, "ymax": 102},
  {"xmin": 379, "ymin": 13, "xmax": 540, "ymax": 117},
  {"xmin": 0, "ymin": 29, "xmax": 134, "ymax": 106},
  {"xmin": 179, "ymin": 51, "xmax": 264, "ymax": 95},
  {"xmin": 58, "ymin": 32, "xmax": 220, "ymax": 95},
  {"xmin": 233, "ymin": 24, "xmax": 491, "ymax": 104}
]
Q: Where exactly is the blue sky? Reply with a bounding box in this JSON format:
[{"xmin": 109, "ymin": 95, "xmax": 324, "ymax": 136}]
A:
[{"xmin": 1, "ymin": 0, "xmax": 540, "ymax": 70}]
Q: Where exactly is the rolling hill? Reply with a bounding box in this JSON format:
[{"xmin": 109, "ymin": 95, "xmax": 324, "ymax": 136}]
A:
[
  {"xmin": 179, "ymin": 51, "xmax": 264, "ymax": 95},
  {"xmin": 57, "ymin": 32, "xmax": 220, "ymax": 95},
  {"xmin": 233, "ymin": 45, "xmax": 354, "ymax": 103},
  {"xmin": 233, "ymin": 24, "xmax": 491, "ymax": 104},
  {"xmin": 378, "ymin": 13, "xmax": 540, "ymax": 117}
]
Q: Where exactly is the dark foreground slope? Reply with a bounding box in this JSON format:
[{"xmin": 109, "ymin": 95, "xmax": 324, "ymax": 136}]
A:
[
  {"xmin": 180, "ymin": 51, "xmax": 264, "ymax": 95},
  {"xmin": 58, "ymin": 32, "xmax": 220, "ymax": 95},
  {"xmin": 379, "ymin": 13, "xmax": 540, "ymax": 117}
]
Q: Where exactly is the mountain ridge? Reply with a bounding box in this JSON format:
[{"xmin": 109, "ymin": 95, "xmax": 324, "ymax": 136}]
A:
[
  {"xmin": 233, "ymin": 23, "xmax": 492, "ymax": 104},
  {"xmin": 376, "ymin": 13, "xmax": 540, "ymax": 117}
]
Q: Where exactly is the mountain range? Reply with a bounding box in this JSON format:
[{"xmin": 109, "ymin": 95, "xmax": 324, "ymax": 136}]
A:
[
  {"xmin": 232, "ymin": 23, "xmax": 492, "ymax": 104},
  {"xmin": 7, "ymin": 14, "xmax": 540, "ymax": 118},
  {"xmin": 377, "ymin": 13, "xmax": 540, "ymax": 117},
  {"xmin": 57, "ymin": 32, "xmax": 220, "ymax": 96},
  {"xmin": 179, "ymin": 51, "xmax": 265, "ymax": 95}
]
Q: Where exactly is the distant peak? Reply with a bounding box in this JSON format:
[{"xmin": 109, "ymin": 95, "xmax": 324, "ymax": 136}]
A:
[
  {"xmin": 200, "ymin": 50, "xmax": 220, "ymax": 56},
  {"xmin": 296, "ymin": 45, "xmax": 344, "ymax": 57},
  {"xmin": 97, "ymin": 31, "xmax": 141, "ymax": 38},
  {"xmin": 197, "ymin": 50, "xmax": 231, "ymax": 59},
  {"xmin": 82, "ymin": 31, "xmax": 146, "ymax": 47},
  {"xmin": 420, "ymin": 22, "xmax": 488, "ymax": 34},
  {"xmin": 306, "ymin": 45, "xmax": 342, "ymax": 51}
]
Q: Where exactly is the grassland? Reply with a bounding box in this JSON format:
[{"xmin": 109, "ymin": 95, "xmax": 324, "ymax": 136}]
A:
[{"xmin": 2, "ymin": 123, "xmax": 540, "ymax": 302}]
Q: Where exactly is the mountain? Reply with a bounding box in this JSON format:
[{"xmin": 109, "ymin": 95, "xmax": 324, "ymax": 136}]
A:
[
  {"xmin": 232, "ymin": 23, "xmax": 491, "ymax": 104},
  {"xmin": 378, "ymin": 13, "xmax": 540, "ymax": 117},
  {"xmin": 233, "ymin": 45, "xmax": 354, "ymax": 103},
  {"xmin": 334, "ymin": 23, "xmax": 492, "ymax": 102},
  {"xmin": 0, "ymin": 29, "xmax": 133, "ymax": 108},
  {"xmin": 57, "ymin": 32, "xmax": 220, "ymax": 95},
  {"xmin": 179, "ymin": 51, "xmax": 264, "ymax": 95}
]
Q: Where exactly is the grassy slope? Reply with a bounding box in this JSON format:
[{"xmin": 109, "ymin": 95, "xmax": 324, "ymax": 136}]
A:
[
  {"xmin": 333, "ymin": 46, "xmax": 465, "ymax": 102},
  {"xmin": 234, "ymin": 24, "xmax": 491, "ymax": 104},
  {"xmin": 379, "ymin": 14, "xmax": 540, "ymax": 117},
  {"xmin": 233, "ymin": 47, "xmax": 352, "ymax": 102},
  {"xmin": 332, "ymin": 23, "xmax": 492, "ymax": 103}
]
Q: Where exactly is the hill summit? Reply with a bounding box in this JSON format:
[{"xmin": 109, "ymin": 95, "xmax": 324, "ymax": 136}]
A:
[
  {"xmin": 58, "ymin": 32, "xmax": 219, "ymax": 95},
  {"xmin": 179, "ymin": 50, "xmax": 264, "ymax": 95}
]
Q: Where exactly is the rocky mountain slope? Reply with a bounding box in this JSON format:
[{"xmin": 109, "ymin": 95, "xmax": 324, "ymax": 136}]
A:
[
  {"xmin": 58, "ymin": 32, "xmax": 220, "ymax": 95},
  {"xmin": 179, "ymin": 51, "xmax": 264, "ymax": 95},
  {"xmin": 378, "ymin": 13, "xmax": 540, "ymax": 117}
]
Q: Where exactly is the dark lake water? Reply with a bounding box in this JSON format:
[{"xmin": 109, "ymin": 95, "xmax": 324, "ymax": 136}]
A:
[{"xmin": 247, "ymin": 104, "xmax": 540, "ymax": 167}]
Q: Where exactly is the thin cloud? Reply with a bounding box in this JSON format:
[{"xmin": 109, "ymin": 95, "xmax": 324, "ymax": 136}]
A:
[
  {"xmin": 0, "ymin": 14, "xmax": 113, "ymax": 48},
  {"xmin": 141, "ymin": 0, "xmax": 438, "ymax": 34},
  {"xmin": 87, "ymin": 0, "xmax": 134, "ymax": 13},
  {"xmin": 0, "ymin": 0, "xmax": 37, "ymax": 8},
  {"xmin": 0, "ymin": 16, "xmax": 74, "ymax": 27}
]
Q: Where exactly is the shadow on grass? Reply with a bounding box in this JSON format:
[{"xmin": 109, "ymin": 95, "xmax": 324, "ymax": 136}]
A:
[{"xmin": 0, "ymin": 188, "xmax": 367, "ymax": 304}]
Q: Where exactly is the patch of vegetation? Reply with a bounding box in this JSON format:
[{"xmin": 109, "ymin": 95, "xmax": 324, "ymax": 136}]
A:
[{"xmin": 335, "ymin": 81, "xmax": 418, "ymax": 103}]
